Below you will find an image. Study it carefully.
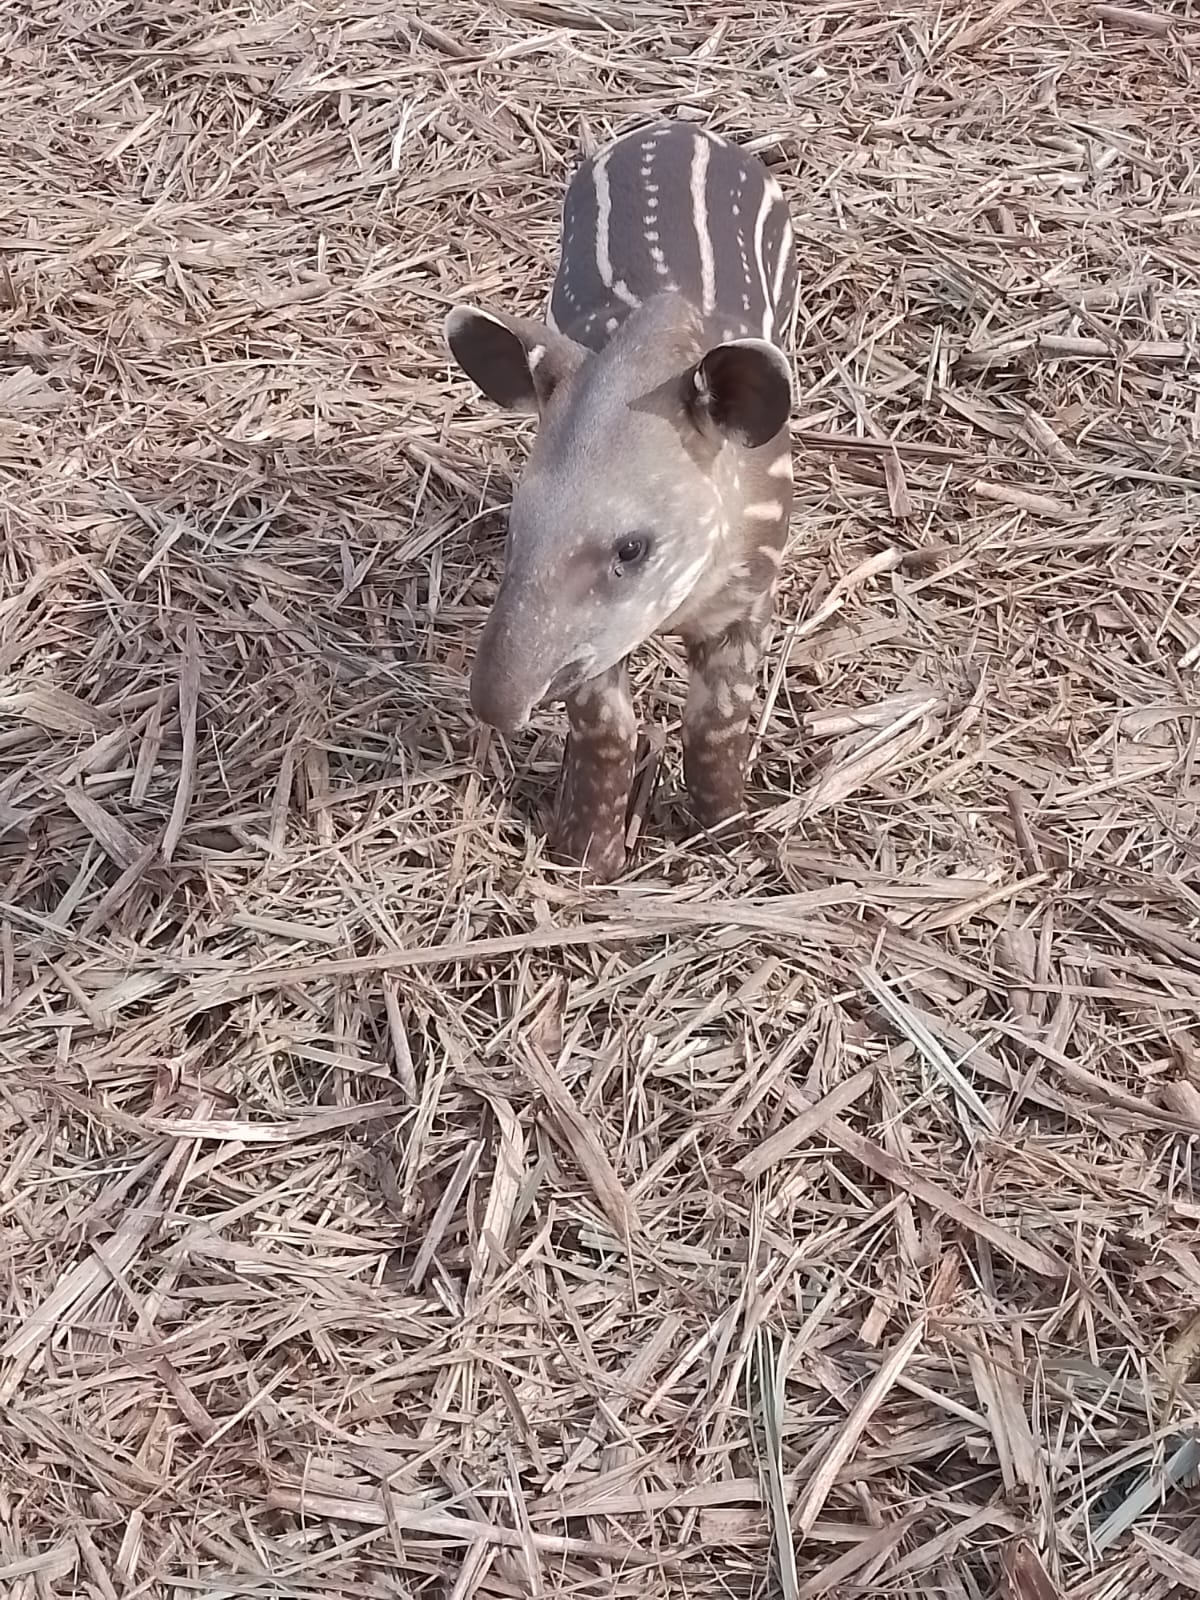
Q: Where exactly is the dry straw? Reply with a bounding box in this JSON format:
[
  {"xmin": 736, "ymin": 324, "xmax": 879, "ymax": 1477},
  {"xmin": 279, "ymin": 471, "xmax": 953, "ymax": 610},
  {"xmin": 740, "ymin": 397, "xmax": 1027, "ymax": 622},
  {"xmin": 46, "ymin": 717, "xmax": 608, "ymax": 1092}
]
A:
[{"xmin": 1, "ymin": 0, "xmax": 1199, "ymax": 1596}]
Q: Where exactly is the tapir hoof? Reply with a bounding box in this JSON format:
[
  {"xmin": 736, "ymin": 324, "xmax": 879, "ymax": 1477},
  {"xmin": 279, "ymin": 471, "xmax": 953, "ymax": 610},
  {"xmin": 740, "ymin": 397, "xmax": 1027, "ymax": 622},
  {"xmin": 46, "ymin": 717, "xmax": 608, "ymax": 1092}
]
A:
[
  {"xmin": 549, "ymin": 819, "xmax": 627, "ymax": 883},
  {"xmin": 688, "ymin": 799, "xmax": 750, "ymax": 852}
]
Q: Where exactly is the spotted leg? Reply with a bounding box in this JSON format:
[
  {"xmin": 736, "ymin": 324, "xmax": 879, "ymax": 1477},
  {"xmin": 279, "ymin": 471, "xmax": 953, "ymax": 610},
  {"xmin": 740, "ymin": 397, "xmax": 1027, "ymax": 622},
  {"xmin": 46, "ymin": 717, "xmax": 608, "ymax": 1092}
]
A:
[
  {"xmin": 550, "ymin": 660, "xmax": 637, "ymax": 882},
  {"xmin": 682, "ymin": 603, "xmax": 771, "ymax": 842}
]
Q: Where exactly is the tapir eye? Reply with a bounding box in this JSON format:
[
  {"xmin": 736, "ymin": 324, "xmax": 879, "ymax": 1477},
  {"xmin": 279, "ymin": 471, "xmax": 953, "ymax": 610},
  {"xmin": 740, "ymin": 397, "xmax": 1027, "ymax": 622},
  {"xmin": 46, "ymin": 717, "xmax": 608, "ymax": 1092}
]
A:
[{"xmin": 613, "ymin": 534, "xmax": 652, "ymax": 574}]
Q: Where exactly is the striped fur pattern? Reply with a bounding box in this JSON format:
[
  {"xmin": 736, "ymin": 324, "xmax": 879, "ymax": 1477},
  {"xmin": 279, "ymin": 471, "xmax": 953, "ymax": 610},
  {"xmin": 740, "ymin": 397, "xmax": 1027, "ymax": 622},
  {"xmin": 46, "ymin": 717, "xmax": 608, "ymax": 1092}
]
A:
[
  {"xmin": 444, "ymin": 118, "xmax": 799, "ymax": 882},
  {"xmin": 550, "ymin": 120, "xmax": 798, "ymax": 355}
]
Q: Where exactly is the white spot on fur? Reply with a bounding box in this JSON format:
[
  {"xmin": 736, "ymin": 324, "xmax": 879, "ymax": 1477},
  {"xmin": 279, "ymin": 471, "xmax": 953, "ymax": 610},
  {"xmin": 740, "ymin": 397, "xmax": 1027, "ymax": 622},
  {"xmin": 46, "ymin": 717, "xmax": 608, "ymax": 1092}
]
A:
[
  {"xmin": 591, "ymin": 687, "xmax": 637, "ymax": 741},
  {"xmin": 685, "ymin": 673, "xmax": 710, "ymax": 719},
  {"xmin": 757, "ymin": 544, "xmax": 785, "ymax": 566},
  {"xmin": 663, "ymin": 552, "xmax": 709, "ymax": 615},
  {"xmin": 767, "ymin": 454, "xmax": 792, "ymax": 478},
  {"xmin": 745, "ymin": 500, "xmax": 784, "ymax": 520},
  {"xmin": 527, "ymin": 345, "xmax": 545, "ymax": 371},
  {"xmin": 606, "ymin": 316, "xmax": 618, "ymax": 332}
]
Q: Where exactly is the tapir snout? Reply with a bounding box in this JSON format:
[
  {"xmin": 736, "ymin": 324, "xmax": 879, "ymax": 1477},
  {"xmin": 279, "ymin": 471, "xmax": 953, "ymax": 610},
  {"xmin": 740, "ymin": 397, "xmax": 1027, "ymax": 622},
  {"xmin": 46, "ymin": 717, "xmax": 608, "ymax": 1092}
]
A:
[{"xmin": 468, "ymin": 579, "xmax": 598, "ymax": 734}]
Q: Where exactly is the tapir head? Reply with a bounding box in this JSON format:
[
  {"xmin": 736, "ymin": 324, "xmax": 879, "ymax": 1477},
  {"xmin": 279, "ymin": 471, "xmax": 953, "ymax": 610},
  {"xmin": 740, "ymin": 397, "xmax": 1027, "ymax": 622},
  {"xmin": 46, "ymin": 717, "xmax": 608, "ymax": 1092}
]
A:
[{"xmin": 444, "ymin": 292, "xmax": 792, "ymax": 735}]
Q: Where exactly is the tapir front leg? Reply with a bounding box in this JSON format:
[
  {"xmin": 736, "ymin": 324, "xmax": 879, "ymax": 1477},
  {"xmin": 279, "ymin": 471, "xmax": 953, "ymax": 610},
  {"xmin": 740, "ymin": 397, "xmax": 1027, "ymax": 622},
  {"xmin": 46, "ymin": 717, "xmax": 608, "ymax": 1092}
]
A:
[
  {"xmin": 550, "ymin": 660, "xmax": 637, "ymax": 882},
  {"xmin": 682, "ymin": 604, "xmax": 771, "ymax": 841}
]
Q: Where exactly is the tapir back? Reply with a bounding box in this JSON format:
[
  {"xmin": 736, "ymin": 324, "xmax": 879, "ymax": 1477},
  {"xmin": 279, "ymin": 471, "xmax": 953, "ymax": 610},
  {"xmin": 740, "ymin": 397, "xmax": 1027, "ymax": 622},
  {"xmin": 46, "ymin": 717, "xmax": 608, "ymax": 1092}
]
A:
[{"xmin": 549, "ymin": 120, "xmax": 798, "ymax": 356}]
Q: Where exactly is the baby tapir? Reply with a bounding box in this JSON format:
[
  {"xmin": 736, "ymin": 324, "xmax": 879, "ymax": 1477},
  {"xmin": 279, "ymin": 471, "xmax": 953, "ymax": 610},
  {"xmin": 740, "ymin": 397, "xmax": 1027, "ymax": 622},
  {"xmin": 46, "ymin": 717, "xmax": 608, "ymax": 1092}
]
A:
[{"xmin": 445, "ymin": 118, "xmax": 799, "ymax": 881}]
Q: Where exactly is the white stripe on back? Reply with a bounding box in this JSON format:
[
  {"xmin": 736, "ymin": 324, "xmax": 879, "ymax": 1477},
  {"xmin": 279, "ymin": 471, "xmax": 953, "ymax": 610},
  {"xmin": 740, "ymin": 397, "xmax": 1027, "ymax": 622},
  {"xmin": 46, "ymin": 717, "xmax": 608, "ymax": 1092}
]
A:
[
  {"xmin": 690, "ymin": 136, "xmax": 715, "ymax": 314},
  {"xmin": 593, "ymin": 149, "xmax": 615, "ymax": 291},
  {"xmin": 594, "ymin": 144, "xmax": 642, "ymax": 308},
  {"xmin": 752, "ymin": 185, "xmax": 775, "ymax": 341},
  {"xmin": 772, "ymin": 216, "xmax": 793, "ymax": 312}
]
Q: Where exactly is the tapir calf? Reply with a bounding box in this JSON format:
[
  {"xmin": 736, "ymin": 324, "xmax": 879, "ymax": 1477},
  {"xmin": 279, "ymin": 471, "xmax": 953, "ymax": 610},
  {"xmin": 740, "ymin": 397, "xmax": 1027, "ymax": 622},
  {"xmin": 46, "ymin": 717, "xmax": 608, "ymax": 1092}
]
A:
[{"xmin": 445, "ymin": 118, "xmax": 799, "ymax": 880}]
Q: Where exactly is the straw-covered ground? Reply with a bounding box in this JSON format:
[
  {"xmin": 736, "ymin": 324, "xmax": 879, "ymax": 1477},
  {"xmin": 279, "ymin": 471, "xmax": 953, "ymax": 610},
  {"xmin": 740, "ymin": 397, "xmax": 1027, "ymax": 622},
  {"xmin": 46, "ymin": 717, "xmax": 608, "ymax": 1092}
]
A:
[{"xmin": 2, "ymin": 0, "xmax": 1199, "ymax": 1596}]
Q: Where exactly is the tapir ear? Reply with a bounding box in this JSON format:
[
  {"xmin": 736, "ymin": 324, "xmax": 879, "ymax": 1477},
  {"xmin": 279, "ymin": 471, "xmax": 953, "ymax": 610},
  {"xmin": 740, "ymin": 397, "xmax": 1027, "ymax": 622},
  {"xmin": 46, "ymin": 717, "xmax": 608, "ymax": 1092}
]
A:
[
  {"xmin": 443, "ymin": 305, "xmax": 585, "ymax": 414},
  {"xmin": 687, "ymin": 338, "xmax": 793, "ymax": 448}
]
